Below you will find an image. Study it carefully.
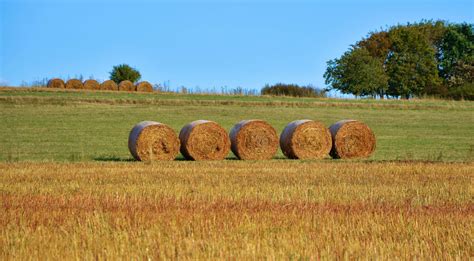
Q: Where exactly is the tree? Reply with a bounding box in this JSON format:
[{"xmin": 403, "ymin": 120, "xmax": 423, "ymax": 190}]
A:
[
  {"xmin": 416, "ymin": 20, "xmax": 446, "ymax": 47},
  {"xmin": 109, "ymin": 64, "xmax": 141, "ymax": 84},
  {"xmin": 386, "ymin": 26, "xmax": 442, "ymax": 98},
  {"xmin": 438, "ymin": 23, "xmax": 474, "ymax": 98},
  {"xmin": 357, "ymin": 30, "xmax": 391, "ymax": 60},
  {"xmin": 326, "ymin": 20, "xmax": 474, "ymax": 99},
  {"xmin": 324, "ymin": 20, "xmax": 474, "ymax": 100},
  {"xmin": 324, "ymin": 47, "xmax": 388, "ymax": 98}
]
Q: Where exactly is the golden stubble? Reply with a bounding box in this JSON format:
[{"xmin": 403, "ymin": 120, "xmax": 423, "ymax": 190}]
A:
[{"xmin": 0, "ymin": 161, "xmax": 473, "ymax": 259}]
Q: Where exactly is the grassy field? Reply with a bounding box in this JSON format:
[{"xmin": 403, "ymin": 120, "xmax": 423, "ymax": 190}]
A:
[
  {"xmin": 1, "ymin": 87, "xmax": 473, "ymax": 162},
  {"xmin": 1, "ymin": 87, "xmax": 473, "ymax": 259}
]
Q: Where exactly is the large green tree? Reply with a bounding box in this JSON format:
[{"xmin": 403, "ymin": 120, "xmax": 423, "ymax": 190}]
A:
[
  {"xmin": 438, "ymin": 23, "xmax": 474, "ymax": 99},
  {"xmin": 324, "ymin": 20, "xmax": 473, "ymax": 100},
  {"xmin": 386, "ymin": 25, "xmax": 441, "ymax": 98},
  {"xmin": 324, "ymin": 47, "xmax": 388, "ymax": 98}
]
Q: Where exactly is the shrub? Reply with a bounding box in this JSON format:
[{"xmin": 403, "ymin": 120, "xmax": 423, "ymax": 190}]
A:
[
  {"xmin": 261, "ymin": 83, "xmax": 326, "ymax": 97},
  {"xmin": 447, "ymin": 83, "xmax": 474, "ymax": 100}
]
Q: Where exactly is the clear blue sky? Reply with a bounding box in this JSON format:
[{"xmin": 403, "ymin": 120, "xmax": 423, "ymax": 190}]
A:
[{"xmin": 1, "ymin": 0, "xmax": 472, "ymax": 91}]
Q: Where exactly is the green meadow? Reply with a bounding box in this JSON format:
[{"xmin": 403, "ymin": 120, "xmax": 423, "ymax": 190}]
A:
[{"xmin": 1, "ymin": 87, "xmax": 472, "ymax": 162}]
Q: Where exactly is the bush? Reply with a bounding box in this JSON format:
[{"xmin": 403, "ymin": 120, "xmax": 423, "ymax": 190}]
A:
[
  {"xmin": 261, "ymin": 83, "xmax": 326, "ymax": 98},
  {"xmin": 109, "ymin": 64, "xmax": 141, "ymax": 84},
  {"xmin": 447, "ymin": 83, "xmax": 474, "ymax": 100}
]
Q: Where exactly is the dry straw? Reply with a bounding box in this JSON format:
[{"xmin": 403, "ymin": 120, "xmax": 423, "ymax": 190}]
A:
[
  {"xmin": 230, "ymin": 120, "xmax": 278, "ymax": 160},
  {"xmin": 119, "ymin": 80, "xmax": 136, "ymax": 91},
  {"xmin": 47, "ymin": 78, "xmax": 65, "ymax": 89},
  {"xmin": 280, "ymin": 119, "xmax": 332, "ymax": 159},
  {"xmin": 100, "ymin": 80, "xmax": 118, "ymax": 91},
  {"xmin": 329, "ymin": 119, "xmax": 376, "ymax": 159},
  {"xmin": 136, "ymin": 81, "xmax": 153, "ymax": 92},
  {"xmin": 83, "ymin": 79, "xmax": 100, "ymax": 90},
  {"xmin": 65, "ymin": 79, "xmax": 83, "ymax": 89},
  {"xmin": 128, "ymin": 121, "xmax": 180, "ymax": 161},
  {"xmin": 179, "ymin": 120, "xmax": 230, "ymax": 160}
]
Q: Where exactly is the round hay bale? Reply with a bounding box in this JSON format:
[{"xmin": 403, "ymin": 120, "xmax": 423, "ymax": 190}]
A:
[
  {"xmin": 280, "ymin": 120, "xmax": 332, "ymax": 159},
  {"xmin": 47, "ymin": 78, "xmax": 65, "ymax": 89},
  {"xmin": 83, "ymin": 79, "xmax": 100, "ymax": 90},
  {"xmin": 179, "ymin": 120, "xmax": 230, "ymax": 161},
  {"xmin": 329, "ymin": 120, "xmax": 376, "ymax": 159},
  {"xmin": 128, "ymin": 121, "xmax": 180, "ymax": 161},
  {"xmin": 118, "ymin": 80, "xmax": 136, "ymax": 91},
  {"xmin": 230, "ymin": 120, "xmax": 278, "ymax": 160},
  {"xmin": 100, "ymin": 80, "xmax": 118, "ymax": 91},
  {"xmin": 65, "ymin": 79, "xmax": 83, "ymax": 89},
  {"xmin": 136, "ymin": 81, "xmax": 153, "ymax": 92}
]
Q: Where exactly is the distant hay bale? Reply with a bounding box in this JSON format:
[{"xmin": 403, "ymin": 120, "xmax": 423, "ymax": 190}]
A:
[
  {"xmin": 65, "ymin": 79, "xmax": 83, "ymax": 89},
  {"xmin": 100, "ymin": 80, "xmax": 118, "ymax": 91},
  {"xmin": 329, "ymin": 120, "xmax": 376, "ymax": 159},
  {"xmin": 83, "ymin": 79, "xmax": 100, "ymax": 90},
  {"xmin": 128, "ymin": 121, "xmax": 180, "ymax": 161},
  {"xmin": 136, "ymin": 81, "xmax": 153, "ymax": 92},
  {"xmin": 280, "ymin": 120, "xmax": 332, "ymax": 159},
  {"xmin": 47, "ymin": 78, "xmax": 65, "ymax": 89},
  {"xmin": 118, "ymin": 80, "xmax": 136, "ymax": 91},
  {"xmin": 179, "ymin": 120, "xmax": 230, "ymax": 160},
  {"xmin": 230, "ymin": 120, "xmax": 278, "ymax": 160}
]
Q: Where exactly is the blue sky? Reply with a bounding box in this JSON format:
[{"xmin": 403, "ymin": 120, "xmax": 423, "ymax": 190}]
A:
[{"xmin": 0, "ymin": 0, "xmax": 472, "ymax": 92}]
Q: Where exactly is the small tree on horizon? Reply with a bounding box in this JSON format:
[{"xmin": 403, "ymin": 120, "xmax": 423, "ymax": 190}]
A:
[{"xmin": 109, "ymin": 64, "xmax": 141, "ymax": 84}]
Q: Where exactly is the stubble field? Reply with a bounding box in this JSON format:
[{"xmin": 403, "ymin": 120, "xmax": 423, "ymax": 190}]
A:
[{"xmin": 0, "ymin": 87, "xmax": 473, "ymax": 259}]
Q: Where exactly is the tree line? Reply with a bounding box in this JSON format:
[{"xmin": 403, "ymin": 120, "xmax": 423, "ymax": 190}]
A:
[{"xmin": 324, "ymin": 20, "xmax": 473, "ymax": 100}]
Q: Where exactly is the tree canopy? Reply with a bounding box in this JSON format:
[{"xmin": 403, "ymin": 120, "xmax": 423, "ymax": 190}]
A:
[
  {"xmin": 109, "ymin": 64, "xmax": 141, "ymax": 84},
  {"xmin": 324, "ymin": 21, "xmax": 473, "ymax": 100},
  {"xmin": 325, "ymin": 47, "xmax": 388, "ymax": 98}
]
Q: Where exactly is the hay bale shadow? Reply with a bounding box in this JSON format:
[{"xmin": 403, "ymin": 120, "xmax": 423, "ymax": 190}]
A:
[{"xmin": 94, "ymin": 156, "xmax": 135, "ymax": 162}]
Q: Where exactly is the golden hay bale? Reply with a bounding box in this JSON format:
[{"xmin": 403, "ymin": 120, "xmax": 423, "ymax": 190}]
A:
[
  {"xmin": 83, "ymin": 79, "xmax": 100, "ymax": 90},
  {"xmin": 280, "ymin": 120, "xmax": 332, "ymax": 159},
  {"xmin": 118, "ymin": 80, "xmax": 136, "ymax": 91},
  {"xmin": 230, "ymin": 120, "xmax": 278, "ymax": 160},
  {"xmin": 329, "ymin": 120, "xmax": 376, "ymax": 159},
  {"xmin": 100, "ymin": 80, "xmax": 118, "ymax": 91},
  {"xmin": 136, "ymin": 81, "xmax": 153, "ymax": 92},
  {"xmin": 179, "ymin": 120, "xmax": 230, "ymax": 161},
  {"xmin": 47, "ymin": 78, "xmax": 65, "ymax": 88},
  {"xmin": 65, "ymin": 79, "xmax": 83, "ymax": 89},
  {"xmin": 128, "ymin": 121, "xmax": 180, "ymax": 161}
]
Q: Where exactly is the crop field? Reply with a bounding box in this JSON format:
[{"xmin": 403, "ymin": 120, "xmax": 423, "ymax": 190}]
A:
[{"xmin": 0, "ymin": 87, "xmax": 473, "ymax": 259}]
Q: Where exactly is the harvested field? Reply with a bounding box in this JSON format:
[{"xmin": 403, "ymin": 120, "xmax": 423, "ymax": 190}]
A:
[
  {"xmin": 0, "ymin": 88, "xmax": 473, "ymax": 259},
  {"xmin": 0, "ymin": 161, "xmax": 472, "ymax": 259}
]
